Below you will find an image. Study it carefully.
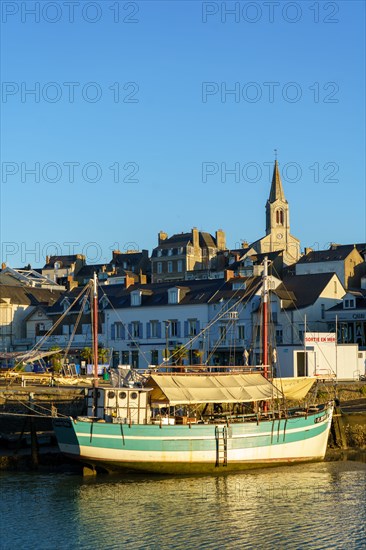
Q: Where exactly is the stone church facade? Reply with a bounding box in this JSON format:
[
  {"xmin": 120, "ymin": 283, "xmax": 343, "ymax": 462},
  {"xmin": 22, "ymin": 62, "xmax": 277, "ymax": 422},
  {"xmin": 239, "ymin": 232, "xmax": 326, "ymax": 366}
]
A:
[{"xmin": 251, "ymin": 160, "xmax": 301, "ymax": 265}]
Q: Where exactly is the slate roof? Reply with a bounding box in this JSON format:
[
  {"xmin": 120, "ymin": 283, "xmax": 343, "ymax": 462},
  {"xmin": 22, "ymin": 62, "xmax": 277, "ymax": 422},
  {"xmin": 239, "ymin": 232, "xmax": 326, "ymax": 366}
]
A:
[
  {"xmin": 112, "ymin": 250, "xmax": 150, "ymax": 273},
  {"xmin": 199, "ymin": 232, "xmax": 217, "ymax": 248},
  {"xmin": 268, "ymin": 160, "xmax": 286, "ymax": 203},
  {"xmin": 231, "ymin": 250, "xmax": 282, "ymax": 269},
  {"xmin": 77, "ymin": 264, "xmax": 113, "ymax": 278},
  {"xmin": 273, "ymin": 272, "xmax": 339, "ymax": 309},
  {"xmin": 151, "ymin": 231, "xmax": 218, "ymax": 257},
  {"xmin": 43, "ymin": 255, "xmax": 84, "ymax": 269},
  {"xmin": 0, "ymin": 285, "xmax": 63, "ymax": 306},
  {"xmin": 297, "ymin": 246, "xmax": 361, "ymax": 264},
  {"xmin": 104, "ymin": 277, "xmax": 262, "ymax": 309},
  {"xmin": 326, "ymin": 290, "xmax": 366, "ymax": 312},
  {"xmin": 48, "ymin": 277, "xmax": 262, "ymax": 314}
]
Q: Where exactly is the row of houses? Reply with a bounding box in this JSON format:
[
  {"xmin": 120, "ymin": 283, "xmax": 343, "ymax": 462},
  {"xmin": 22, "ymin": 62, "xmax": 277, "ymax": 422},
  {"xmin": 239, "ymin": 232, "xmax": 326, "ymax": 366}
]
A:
[
  {"xmin": 2, "ymin": 266, "xmax": 364, "ymax": 375},
  {"xmin": 1, "ymin": 161, "xmax": 365, "ymax": 377}
]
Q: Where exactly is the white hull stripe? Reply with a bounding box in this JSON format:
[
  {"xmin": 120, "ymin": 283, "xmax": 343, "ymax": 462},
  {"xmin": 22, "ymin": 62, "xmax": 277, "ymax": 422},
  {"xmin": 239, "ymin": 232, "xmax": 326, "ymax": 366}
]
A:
[
  {"xmin": 59, "ymin": 428, "xmax": 329, "ymax": 464},
  {"xmin": 74, "ymin": 420, "xmax": 329, "ymax": 441}
]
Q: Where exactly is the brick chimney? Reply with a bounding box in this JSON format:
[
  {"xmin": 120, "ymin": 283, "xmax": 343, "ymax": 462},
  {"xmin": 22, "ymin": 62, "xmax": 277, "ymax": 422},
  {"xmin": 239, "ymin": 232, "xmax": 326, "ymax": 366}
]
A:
[
  {"xmin": 1, "ymin": 262, "xmax": 6, "ymax": 270},
  {"xmin": 224, "ymin": 269, "xmax": 234, "ymax": 281},
  {"xmin": 215, "ymin": 229, "xmax": 226, "ymax": 251},
  {"xmin": 158, "ymin": 231, "xmax": 168, "ymax": 244},
  {"xmin": 125, "ymin": 273, "xmax": 135, "ymax": 288},
  {"xmin": 192, "ymin": 227, "xmax": 199, "ymax": 249}
]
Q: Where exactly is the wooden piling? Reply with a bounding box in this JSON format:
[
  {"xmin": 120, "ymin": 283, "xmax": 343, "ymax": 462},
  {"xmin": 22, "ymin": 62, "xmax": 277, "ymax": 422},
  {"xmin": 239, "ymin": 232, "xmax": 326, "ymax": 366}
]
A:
[
  {"xmin": 332, "ymin": 404, "xmax": 348, "ymax": 449},
  {"xmin": 29, "ymin": 393, "xmax": 39, "ymax": 469}
]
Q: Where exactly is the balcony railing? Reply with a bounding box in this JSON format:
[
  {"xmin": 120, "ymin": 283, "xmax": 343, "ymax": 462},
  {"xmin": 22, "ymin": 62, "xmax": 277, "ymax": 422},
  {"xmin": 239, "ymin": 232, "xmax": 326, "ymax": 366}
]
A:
[{"xmin": 221, "ymin": 311, "xmax": 239, "ymax": 321}]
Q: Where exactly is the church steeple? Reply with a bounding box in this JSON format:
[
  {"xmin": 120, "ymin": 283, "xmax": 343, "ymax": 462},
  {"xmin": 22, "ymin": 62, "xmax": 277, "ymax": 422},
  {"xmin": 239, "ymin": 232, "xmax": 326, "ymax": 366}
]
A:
[
  {"xmin": 252, "ymin": 156, "xmax": 300, "ymax": 264},
  {"xmin": 269, "ymin": 160, "xmax": 286, "ymax": 203},
  {"xmin": 266, "ymin": 159, "xmax": 289, "ymax": 236}
]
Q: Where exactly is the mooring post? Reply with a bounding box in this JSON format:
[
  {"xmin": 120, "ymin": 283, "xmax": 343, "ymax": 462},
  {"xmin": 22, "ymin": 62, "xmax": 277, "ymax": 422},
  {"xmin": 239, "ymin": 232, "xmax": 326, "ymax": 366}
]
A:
[
  {"xmin": 332, "ymin": 401, "xmax": 348, "ymax": 449},
  {"xmin": 29, "ymin": 392, "xmax": 39, "ymax": 469}
]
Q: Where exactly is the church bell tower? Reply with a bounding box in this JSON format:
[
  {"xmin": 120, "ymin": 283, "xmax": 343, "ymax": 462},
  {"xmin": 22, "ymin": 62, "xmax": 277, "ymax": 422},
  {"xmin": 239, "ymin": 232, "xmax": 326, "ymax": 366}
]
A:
[{"xmin": 265, "ymin": 159, "xmax": 290, "ymax": 243}]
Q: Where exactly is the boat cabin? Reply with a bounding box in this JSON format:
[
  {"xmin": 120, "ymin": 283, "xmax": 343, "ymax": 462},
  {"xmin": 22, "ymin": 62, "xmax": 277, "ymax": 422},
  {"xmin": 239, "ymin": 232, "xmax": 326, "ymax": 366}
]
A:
[
  {"xmin": 85, "ymin": 373, "xmax": 295, "ymax": 425},
  {"xmin": 86, "ymin": 387, "xmax": 152, "ymax": 424}
]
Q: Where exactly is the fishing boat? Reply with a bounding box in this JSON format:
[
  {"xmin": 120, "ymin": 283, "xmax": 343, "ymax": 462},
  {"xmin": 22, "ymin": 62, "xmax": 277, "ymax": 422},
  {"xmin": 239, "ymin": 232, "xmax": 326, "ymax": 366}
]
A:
[{"xmin": 53, "ymin": 266, "xmax": 334, "ymax": 474}]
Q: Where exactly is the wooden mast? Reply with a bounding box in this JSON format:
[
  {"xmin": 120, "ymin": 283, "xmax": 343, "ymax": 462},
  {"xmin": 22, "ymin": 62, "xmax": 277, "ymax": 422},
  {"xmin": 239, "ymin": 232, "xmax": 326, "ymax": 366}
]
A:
[
  {"xmin": 262, "ymin": 257, "xmax": 269, "ymax": 379},
  {"xmin": 92, "ymin": 273, "xmax": 99, "ymax": 416}
]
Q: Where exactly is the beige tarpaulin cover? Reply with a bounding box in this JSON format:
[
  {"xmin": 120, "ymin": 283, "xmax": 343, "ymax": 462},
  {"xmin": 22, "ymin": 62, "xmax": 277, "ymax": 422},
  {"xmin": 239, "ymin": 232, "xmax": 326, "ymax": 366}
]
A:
[
  {"xmin": 147, "ymin": 374, "xmax": 282, "ymax": 406},
  {"xmin": 272, "ymin": 377, "xmax": 316, "ymax": 400}
]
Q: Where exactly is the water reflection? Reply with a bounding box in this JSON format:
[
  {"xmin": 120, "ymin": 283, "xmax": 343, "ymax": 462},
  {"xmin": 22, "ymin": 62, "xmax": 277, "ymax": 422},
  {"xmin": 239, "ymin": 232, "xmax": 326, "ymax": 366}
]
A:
[{"xmin": 1, "ymin": 462, "xmax": 365, "ymax": 550}]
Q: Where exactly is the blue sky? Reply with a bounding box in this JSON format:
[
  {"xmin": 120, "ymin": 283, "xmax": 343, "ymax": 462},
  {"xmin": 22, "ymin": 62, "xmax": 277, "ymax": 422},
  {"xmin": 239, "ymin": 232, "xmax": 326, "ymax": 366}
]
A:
[{"xmin": 1, "ymin": 0, "xmax": 365, "ymax": 267}]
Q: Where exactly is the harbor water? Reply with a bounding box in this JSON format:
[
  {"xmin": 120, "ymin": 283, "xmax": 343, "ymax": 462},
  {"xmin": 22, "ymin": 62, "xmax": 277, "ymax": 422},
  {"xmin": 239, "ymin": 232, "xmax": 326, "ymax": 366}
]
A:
[{"xmin": 1, "ymin": 460, "xmax": 365, "ymax": 550}]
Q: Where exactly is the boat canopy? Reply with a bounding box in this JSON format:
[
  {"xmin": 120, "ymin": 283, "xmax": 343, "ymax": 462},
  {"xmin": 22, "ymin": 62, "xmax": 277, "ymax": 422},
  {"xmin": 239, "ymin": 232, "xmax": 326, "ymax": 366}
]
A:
[
  {"xmin": 272, "ymin": 377, "xmax": 317, "ymax": 400},
  {"xmin": 147, "ymin": 373, "xmax": 282, "ymax": 406}
]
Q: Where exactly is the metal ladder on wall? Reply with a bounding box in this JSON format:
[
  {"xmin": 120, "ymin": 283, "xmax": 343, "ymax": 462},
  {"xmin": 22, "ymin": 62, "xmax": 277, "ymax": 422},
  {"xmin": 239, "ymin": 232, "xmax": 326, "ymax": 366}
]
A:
[{"xmin": 215, "ymin": 425, "xmax": 228, "ymax": 467}]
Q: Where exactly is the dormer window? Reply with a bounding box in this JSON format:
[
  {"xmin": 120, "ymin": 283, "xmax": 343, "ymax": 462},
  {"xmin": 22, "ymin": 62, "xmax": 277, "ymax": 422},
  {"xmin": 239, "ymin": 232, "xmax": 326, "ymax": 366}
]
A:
[
  {"xmin": 157, "ymin": 250, "xmax": 162, "ymax": 257},
  {"xmin": 177, "ymin": 247, "xmax": 183, "ymax": 255},
  {"xmin": 168, "ymin": 249, "xmax": 173, "ymax": 256},
  {"xmin": 232, "ymin": 281, "xmax": 246, "ymax": 290},
  {"xmin": 83, "ymin": 299, "xmax": 90, "ymax": 313},
  {"xmin": 131, "ymin": 291, "xmax": 141, "ymax": 306},
  {"xmin": 344, "ymin": 298, "xmax": 355, "ymax": 309},
  {"xmin": 168, "ymin": 288, "xmax": 179, "ymax": 304},
  {"xmin": 62, "ymin": 298, "xmax": 70, "ymax": 312}
]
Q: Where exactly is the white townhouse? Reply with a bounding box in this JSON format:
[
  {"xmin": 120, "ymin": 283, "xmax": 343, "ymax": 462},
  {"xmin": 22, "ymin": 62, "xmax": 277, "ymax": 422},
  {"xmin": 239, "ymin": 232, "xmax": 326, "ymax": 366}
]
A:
[{"xmin": 104, "ymin": 276, "xmax": 277, "ymax": 369}]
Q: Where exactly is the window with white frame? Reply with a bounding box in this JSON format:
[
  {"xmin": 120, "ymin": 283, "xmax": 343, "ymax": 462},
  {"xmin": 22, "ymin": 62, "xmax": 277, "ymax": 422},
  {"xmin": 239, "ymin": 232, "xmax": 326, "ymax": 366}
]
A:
[
  {"xmin": 344, "ymin": 298, "xmax": 355, "ymax": 309},
  {"xmin": 157, "ymin": 262, "xmax": 162, "ymax": 274},
  {"xmin": 115, "ymin": 322, "xmax": 124, "ymax": 339},
  {"xmin": 238, "ymin": 325, "xmax": 245, "ymax": 340},
  {"xmin": 170, "ymin": 320, "xmax": 178, "ymax": 337},
  {"xmin": 132, "ymin": 321, "xmax": 140, "ymax": 338},
  {"xmin": 167, "ymin": 261, "xmax": 173, "ymax": 273},
  {"xmin": 150, "ymin": 320, "xmax": 159, "ymax": 338},
  {"xmin": 168, "ymin": 288, "xmax": 179, "ymax": 304},
  {"xmin": 177, "ymin": 260, "xmax": 183, "ymax": 272},
  {"xmin": 131, "ymin": 291, "xmax": 141, "ymax": 306},
  {"xmin": 188, "ymin": 319, "xmax": 197, "ymax": 336}
]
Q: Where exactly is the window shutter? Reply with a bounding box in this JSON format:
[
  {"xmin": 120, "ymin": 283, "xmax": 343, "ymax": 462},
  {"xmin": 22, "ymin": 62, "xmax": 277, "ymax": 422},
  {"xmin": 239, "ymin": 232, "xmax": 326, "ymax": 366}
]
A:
[
  {"xmin": 157, "ymin": 322, "xmax": 161, "ymax": 338},
  {"xmin": 196, "ymin": 320, "xmax": 200, "ymax": 334},
  {"xmin": 139, "ymin": 322, "xmax": 143, "ymax": 338},
  {"xmin": 184, "ymin": 321, "xmax": 188, "ymax": 337},
  {"xmin": 128, "ymin": 323, "xmax": 132, "ymax": 339},
  {"xmin": 111, "ymin": 324, "xmax": 115, "ymax": 340},
  {"xmin": 121, "ymin": 324, "xmax": 126, "ymax": 340},
  {"xmin": 177, "ymin": 321, "xmax": 181, "ymax": 337},
  {"xmin": 147, "ymin": 322, "xmax": 151, "ymax": 338}
]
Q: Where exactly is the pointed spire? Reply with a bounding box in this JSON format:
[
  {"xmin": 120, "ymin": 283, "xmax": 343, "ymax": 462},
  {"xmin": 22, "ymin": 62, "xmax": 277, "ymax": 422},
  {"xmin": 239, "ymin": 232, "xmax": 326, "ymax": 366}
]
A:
[{"xmin": 269, "ymin": 160, "xmax": 285, "ymax": 203}]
